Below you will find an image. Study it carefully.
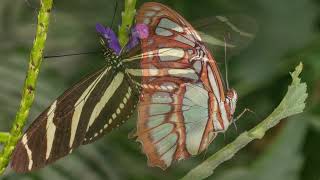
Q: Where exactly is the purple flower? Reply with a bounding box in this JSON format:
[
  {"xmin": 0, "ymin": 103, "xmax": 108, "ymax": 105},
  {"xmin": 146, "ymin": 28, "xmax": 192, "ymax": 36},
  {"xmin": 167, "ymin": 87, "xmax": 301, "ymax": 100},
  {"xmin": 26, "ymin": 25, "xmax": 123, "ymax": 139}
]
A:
[
  {"xmin": 96, "ymin": 23, "xmax": 121, "ymax": 55},
  {"xmin": 134, "ymin": 24, "xmax": 149, "ymax": 39},
  {"xmin": 96, "ymin": 23, "xmax": 149, "ymax": 54},
  {"xmin": 126, "ymin": 24, "xmax": 149, "ymax": 50}
]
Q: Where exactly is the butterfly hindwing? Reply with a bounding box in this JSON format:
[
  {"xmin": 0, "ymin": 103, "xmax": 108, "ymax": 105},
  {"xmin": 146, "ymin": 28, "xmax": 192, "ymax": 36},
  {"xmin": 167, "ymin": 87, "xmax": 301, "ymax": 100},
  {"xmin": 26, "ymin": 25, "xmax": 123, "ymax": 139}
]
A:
[{"xmin": 135, "ymin": 78, "xmax": 218, "ymax": 169}]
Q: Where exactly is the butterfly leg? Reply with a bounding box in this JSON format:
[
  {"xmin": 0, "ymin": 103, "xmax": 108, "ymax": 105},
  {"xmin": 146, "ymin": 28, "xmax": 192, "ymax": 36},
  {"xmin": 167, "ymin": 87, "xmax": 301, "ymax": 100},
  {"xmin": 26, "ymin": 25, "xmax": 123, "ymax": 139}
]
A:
[{"xmin": 233, "ymin": 108, "xmax": 256, "ymax": 123}]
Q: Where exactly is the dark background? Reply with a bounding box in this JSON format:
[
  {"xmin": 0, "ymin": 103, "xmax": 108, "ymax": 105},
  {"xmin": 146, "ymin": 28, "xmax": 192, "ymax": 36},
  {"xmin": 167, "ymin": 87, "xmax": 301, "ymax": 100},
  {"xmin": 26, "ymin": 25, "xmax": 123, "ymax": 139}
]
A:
[{"xmin": 0, "ymin": 0, "xmax": 319, "ymax": 179}]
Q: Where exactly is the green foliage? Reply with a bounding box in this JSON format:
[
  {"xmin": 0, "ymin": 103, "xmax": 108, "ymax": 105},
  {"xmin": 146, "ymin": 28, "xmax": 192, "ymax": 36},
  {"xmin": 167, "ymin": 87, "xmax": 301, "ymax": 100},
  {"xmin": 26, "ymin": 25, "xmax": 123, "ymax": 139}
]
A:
[
  {"xmin": 181, "ymin": 63, "xmax": 307, "ymax": 180},
  {"xmin": 0, "ymin": 0, "xmax": 319, "ymax": 179},
  {"xmin": 213, "ymin": 117, "xmax": 307, "ymax": 180},
  {"xmin": 0, "ymin": 0, "xmax": 53, "ymax": 174}
]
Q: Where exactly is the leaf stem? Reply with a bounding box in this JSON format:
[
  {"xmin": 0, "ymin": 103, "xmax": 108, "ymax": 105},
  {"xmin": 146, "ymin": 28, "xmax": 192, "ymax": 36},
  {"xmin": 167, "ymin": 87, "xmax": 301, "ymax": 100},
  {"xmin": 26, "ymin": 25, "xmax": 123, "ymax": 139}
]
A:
[
  {"xmin": 118, "ymin": 0, "xmax": 137, "ymax": 47},
  {"xmin": 181, "ymin": 63, "xmax": 308, "ymax": 180},
  {"xmin": 0, "ymin": 133, "xmax": 10, "ymax": 144},
  {"xmin": 0, "ymin": 0, "xmax": 53, "ymax": 174}
]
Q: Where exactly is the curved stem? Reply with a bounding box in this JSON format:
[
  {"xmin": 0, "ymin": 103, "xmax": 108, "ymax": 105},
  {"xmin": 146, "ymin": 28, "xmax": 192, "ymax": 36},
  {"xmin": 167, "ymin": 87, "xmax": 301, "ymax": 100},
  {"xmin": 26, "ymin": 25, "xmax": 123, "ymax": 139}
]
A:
[{"xmin": 0, "ymin": 0, "xmax": 53, "ymax": 174}]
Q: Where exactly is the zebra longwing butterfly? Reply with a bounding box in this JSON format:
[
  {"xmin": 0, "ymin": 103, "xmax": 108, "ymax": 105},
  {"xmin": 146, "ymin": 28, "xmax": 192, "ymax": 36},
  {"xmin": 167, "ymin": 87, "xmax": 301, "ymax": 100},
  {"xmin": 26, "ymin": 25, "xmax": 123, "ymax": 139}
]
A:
[
  {"xmin": 11, "ymin": 22, "xmax": 146, "ymax": 172},
  {"xmin": 11, "ymin": 2, "xmax": 255, "ymax": 172}
]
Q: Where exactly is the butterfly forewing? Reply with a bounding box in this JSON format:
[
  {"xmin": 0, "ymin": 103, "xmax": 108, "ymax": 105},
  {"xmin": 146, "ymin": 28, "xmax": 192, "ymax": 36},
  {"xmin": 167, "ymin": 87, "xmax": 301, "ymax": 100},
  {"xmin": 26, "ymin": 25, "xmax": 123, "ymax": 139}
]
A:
[
  {"xmin": 12, "ymin": 66, "xmax": 110, "ymax": 172},
  {"xmin": 82, "ymin": 73, "xmax": 139, "ymax": 144},
  {"xmin": 135, "ymin": 2, "xmax": 226, "ymax": 98},
  {"xmin": 194, "ymin": 15, "xmax": 257, "ymax": 61},
  {"xmin": 84, "ymin": 45, "xmax": 143, "ymax": 144},
  {"xmin": 11, "ymin": 67, "xmax": 139, "ymax": 172}
]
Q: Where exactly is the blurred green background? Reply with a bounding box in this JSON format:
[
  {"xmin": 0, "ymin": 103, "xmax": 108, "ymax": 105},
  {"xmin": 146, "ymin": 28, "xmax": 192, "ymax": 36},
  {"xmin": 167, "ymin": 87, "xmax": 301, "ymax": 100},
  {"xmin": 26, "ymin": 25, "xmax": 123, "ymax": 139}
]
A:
[{"xmin": 0, "ymin": 0, "xmax": 319, "ymax": 179}]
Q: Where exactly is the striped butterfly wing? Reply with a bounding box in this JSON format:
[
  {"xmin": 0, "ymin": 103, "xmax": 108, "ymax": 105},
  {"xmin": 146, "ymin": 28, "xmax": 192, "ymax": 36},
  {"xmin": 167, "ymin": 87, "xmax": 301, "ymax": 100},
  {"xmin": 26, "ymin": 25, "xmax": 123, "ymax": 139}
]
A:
[
  {"xmin": 83, "ymin": 45, "xmax": 142, "ymax": 144},
  {"xmin": 11, "ymin": 52, "xmax": 141, "ymax": 172},
  {"xmin": 12, "ymin": 66, "xmax": 112, "ymax": 172},
  {"xmin": 133, "ymin": 2, "xmax": 236, "ymax": 169}
]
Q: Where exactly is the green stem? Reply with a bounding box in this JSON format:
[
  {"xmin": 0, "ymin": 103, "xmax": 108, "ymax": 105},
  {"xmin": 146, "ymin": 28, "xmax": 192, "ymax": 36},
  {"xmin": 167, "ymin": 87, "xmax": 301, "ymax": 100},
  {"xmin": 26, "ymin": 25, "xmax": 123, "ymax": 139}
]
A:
[
  {"xmin": 181, "ymin": 63, "xmax": 308, "ymax": 180},
  {"xmin": 0, "ymin": 0, "xmax": 53, "ymax": 174},
  {"xmin": 0, "ymin": 132, "xmax": 10, "ymax": 144},
  {"xmin": 118, "ymin": 0, "xmax": 137, "ymax": 47}
]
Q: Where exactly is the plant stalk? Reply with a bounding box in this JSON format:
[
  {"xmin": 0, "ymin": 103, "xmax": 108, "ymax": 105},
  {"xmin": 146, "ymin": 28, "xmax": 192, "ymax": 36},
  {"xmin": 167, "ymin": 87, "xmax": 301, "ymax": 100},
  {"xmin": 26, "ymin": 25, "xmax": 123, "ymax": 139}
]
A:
[
  {"xmin": 118, "ymin": 0, "xmax": 137, "ymax": 47},
  {"xmin": 0, "ymin": 0, "xmax": 53, "ymax": 174}
]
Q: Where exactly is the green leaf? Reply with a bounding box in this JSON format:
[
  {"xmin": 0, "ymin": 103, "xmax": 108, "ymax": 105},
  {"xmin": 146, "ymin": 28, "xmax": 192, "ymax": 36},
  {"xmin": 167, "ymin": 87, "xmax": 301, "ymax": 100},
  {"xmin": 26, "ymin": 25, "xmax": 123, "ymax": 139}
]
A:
[
  {"xmin": 180, "ymin": 62, "xmax": 308, "ymax": 180},
  {"xmin": 248, "ymin": 118, "xmax": 307, "ymax": 180},
  {"xmin": 309, "ymin": 115, "xmax": 320, "ymax": 133},
  {"xmin": 212, "ymin": 117, "xmax": 307, "ymax": 180}
]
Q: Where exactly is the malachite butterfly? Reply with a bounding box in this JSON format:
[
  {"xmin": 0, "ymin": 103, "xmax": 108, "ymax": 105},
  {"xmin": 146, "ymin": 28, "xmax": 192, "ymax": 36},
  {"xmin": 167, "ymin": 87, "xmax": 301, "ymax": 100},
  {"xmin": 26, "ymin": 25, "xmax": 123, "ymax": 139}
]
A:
[
  {"xmin": 11, "ymin": 2, "xmax": 255, "ymax": 172},
  {"xmin": 132, "ymin": 2, "xmax": 239, "ymax": 169}
]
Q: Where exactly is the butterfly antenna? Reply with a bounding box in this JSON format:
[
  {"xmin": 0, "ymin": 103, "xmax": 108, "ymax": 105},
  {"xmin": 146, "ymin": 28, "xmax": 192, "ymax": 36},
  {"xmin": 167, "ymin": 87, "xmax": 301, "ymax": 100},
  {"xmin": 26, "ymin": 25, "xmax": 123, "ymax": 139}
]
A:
[
  {"xmin": 232, "ymin": 119, "xmax": 238, "ymax": 133},
  {"xmin": 44, "ymin": 51, "xmax": 102, "ymax": 59},
  {"xmin": 202, "ymin": 147, "xmax": 209, "ymax": 161},
  {"xmin": 110, "ymin": 0, "xmax": 119, "ymax": 31},
  {"xmin": 224, "ymin": 36, "xmax": 230, "ymax": 90},
  {"xmin": 24, "ymin": 0, "xmax": 37, "ymax": 10}
]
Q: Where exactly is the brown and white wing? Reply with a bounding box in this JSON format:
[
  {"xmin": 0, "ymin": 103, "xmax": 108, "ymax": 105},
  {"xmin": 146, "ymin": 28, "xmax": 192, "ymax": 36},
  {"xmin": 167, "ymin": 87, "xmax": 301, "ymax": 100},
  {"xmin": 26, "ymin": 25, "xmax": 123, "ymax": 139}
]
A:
[
  {"xmin": 134, "ymin": 77, "xmax": 219, "ymax": 169},
  {"xmin": 11, "ymin": 67, "xmax": 138, "ymax": 172}
]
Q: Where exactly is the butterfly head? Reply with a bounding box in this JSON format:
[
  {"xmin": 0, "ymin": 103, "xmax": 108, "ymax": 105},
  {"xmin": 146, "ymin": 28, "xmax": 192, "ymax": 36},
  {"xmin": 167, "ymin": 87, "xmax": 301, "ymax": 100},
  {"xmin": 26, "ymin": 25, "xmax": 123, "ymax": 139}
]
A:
[
  {"xmin": 226, "ymin": 89, "xmax": 238, "ymax": 119},
  {"xmin": 96, "ymin": 23, "xmax": 121, "ymax": 55}
]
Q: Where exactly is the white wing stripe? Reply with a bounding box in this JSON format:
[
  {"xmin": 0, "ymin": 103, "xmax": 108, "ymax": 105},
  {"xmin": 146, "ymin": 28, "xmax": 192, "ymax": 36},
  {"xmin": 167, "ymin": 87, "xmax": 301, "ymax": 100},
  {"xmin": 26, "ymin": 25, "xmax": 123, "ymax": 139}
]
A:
[
  {"xmin": 158, "ymin": 48, "xmax": 185, "ymax": 61},
  {"xmin": 86, "ymin": 72, "xmax": 124, "ymax": 132},
  {"xmin": 45, "ymin": 100, "xmax": 57, "ymax": 160},
  {"xmin": 207, "ymin": 65, "xmax": 221, "ymax": 102},
  {"xmin": 168, "ymin": 68, "xmax": 198, "ymax": 80},
  {"xmin": 69, "ymin": 67, "xmax": 110, "ymax": 148},
  {"xmin": 219, "ymin": 103, "xmax": 230, "ymax": 130},
  {"xmin": 158, "ymin": 18, "xmax": 184, "ymax": 32},
  {"xmin": 174, "ymin": 34, "xmax": 195, "ymax": 47},
  {"xmin": 212, "ymin": 99, "xmax": 223, "ymax": 131},
  {"xmin": 22, "ymin": 135, "xmax": 33, "ymax": 170},
  {"xmin": 156, "ymin": 27, "xmax": 173, "ymax": 36}
]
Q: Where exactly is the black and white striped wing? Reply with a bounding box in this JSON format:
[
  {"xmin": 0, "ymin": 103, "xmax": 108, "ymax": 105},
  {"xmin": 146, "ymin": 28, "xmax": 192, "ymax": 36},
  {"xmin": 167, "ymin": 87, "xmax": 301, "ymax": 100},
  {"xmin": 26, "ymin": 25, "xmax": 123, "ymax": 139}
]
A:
[{"xmin": 11, "ymin": 67, "xmax": 138, "ymax": 172}]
